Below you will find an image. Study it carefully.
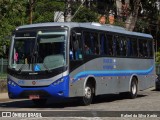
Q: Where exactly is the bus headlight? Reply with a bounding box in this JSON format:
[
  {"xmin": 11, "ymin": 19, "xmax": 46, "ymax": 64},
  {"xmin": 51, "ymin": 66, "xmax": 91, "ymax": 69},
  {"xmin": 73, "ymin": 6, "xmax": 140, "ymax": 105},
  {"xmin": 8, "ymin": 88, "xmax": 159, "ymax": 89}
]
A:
[
  {"xmin": 8, "ymin": 80, "xmax": 16, "ymax": 87},
  {"xmin": 53, "ymin": 78, "xmax": 64, "ymax": 86}
]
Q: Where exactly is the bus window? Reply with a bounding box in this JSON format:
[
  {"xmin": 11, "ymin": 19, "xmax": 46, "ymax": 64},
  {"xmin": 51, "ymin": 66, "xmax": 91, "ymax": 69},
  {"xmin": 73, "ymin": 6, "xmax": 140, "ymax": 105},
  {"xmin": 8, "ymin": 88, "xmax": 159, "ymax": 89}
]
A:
[
  {"xmin": 100, "ymin": 33, "xmax": 113, "ymax": 56},
  {"xmin": 70, "ymin": 31, "xmax": 83, "ymax": 60},
  {"xmin": 148, "ymin": 40, "xmax": 153, "ymax": 58},
  {"xmin": 107, "ymin": 34, "xmax": 113, "ymax": 56},
  {"xmin": 130, "ymin": 38, "xmax": 138, "ymax": 57},
  {"xmin": 112, "ymin": 36, "xmax": 116, "ymax": 56},
  {"xmin": 115, "ymin": 36, "xmax": 120, "ymax": 56},
  {"xmin": 138, "ymin": 39, "xmax": 148, "ymax": 58},
  {"xmin": 100, "ymin": 33, "xmax": 107, "ymax": 55},
  {"xmin": 118, "ymin": 37, "xmax": 127, "ymax": 56},
  {"xmin": 13, "ymin": 39, "xmax": 34, "ymax": 64},
  {"xmin": 126, "ymin": 38, "xmax": 130, "ymax": 57},
  {"xmin": 92, "ymin": 33, "xmax": 99, "ymax": 55},
  {"xmin": 84, "ymin": 32, "xmax": 93, "ymax": 55},
  {"xmin": 143, "ymin": 40, "xmax": 148, "ymax": 57},
  {"xmin": 84, "ymin": 32, "xmax": 99, "ymax": 55}
]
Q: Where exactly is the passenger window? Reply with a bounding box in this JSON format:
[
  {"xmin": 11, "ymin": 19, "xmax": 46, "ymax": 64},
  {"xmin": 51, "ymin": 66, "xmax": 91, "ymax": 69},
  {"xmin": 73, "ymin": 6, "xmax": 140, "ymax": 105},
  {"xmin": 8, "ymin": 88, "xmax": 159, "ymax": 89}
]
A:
[
  {"xmin": 100, "ymin": 33, "xmax": 113, "ymax": 56},
  {"xmin": 130, "ymin": 38, "xmax": 138, "ymax": 57},
  {"xmin": 113, "ymin": 36, "xmax": 117, "ymax": 56},
  {"xmin": 84, "ymin": 32, "xmax": 99, "ymax": 55},
  {"xmin": 92, "ymin": 33, "xmax": 99, "ymax": 55},
  {"xmin": 115, "ymin": 36, "xmax": 120, "ymax": 56},
  {"xmin": 119, "ymin": 37, "xmax": 127, "ymax": 56},
  {"xmin": 84, "ymin": 32, "xmax": 93, "ymax": 55},
  {"xmin": 114, "ymin": 35, "xmax": 127, "ymax": 56},
  {"xmin": 107, "ymin": 34, "xmax": 113, "ymax": 56},
  {"xmin": 148, "ymin": 40, "xmax": 153, "ymax": 58},
  {"xmin": 100, "ymin": 33, "xmax": 107, "ymax": 55},
  {"xmin": 70, "ymin": 31, "xmax": 83, "ymax": 60},
  {"xmin": 143, "ymin": 40, "xmax": 148, "ymax": 57},
  {"xmin": 138, "ymin": 39, "xmax": 148, "ymax": 58}
]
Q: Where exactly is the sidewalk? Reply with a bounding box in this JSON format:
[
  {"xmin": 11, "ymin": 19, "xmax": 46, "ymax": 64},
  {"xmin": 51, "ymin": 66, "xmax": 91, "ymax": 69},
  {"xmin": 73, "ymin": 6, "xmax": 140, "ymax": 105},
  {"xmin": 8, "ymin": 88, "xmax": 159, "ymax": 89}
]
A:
[{"xmin": 0, "ymin": 92, "xmax": 9, "ymax": 101}]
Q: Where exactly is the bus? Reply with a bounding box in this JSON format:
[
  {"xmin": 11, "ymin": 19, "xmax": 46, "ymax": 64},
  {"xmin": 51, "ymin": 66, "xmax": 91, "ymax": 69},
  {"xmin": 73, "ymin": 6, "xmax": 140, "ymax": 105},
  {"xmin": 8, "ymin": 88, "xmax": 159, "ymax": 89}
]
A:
[{"xmin": 7, "ymin": 22, "xmax": 156, "ymax": 106}]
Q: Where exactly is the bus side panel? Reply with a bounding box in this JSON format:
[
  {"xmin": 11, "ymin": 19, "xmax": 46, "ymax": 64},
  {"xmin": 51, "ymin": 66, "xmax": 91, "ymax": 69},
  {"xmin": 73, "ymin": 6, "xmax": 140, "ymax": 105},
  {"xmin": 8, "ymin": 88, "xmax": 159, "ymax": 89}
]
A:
[
  {"xmin": 69, "ymin": 64, "xmax": 85, "ymax": 97},
  {"xmin": 69, "ymin": 79, "xmax": 85, "ymax": 97},
  {"xmin": 138, "ymin": 74, "xmax": 155, "ymax": 91},
  {"xmin": 69, "ymin": 57, "xmax": 155, "ymax": 97}
]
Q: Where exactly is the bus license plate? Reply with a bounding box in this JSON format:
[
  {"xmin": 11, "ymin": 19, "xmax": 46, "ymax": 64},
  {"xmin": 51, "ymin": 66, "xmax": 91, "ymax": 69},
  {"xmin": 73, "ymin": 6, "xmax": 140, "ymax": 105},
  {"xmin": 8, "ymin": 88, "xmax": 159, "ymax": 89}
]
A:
[{"xmin": 29, "ymin": 95, "xmax": 40, "ymax": 99}]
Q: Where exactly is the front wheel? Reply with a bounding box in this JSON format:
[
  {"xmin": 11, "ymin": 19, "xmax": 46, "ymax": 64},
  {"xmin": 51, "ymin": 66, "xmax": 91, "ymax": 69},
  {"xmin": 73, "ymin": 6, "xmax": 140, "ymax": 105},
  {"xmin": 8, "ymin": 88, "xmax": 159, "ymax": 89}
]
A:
[{"xmin": 81, "ymin": 83, "xmax": 94, "ymax": 106}]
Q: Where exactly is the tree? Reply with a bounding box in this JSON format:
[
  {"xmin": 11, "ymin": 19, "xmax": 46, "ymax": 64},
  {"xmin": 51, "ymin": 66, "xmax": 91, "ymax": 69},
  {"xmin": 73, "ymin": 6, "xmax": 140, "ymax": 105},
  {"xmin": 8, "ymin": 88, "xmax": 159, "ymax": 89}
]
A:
[
  {"xmin": 33, "ymin": 0, "xmax": 65, "ymax": 23},
  {"xmin": 71, "ymin": 2, "xmax": 98, "ymax": 22},
  {"xmin": 115, "ymin": 0, "xmax": 141, "ymax": 31},
  {"xmin": 0, "ymin": 0, "xmax": 65, "ymax": 58},
  {"xmin": 0, "ymin": 0, "xmax": 27, "ymax": 58},
  {"xmin": 1, "ymin": 0, "xmax": 160, "ymax": 58}
]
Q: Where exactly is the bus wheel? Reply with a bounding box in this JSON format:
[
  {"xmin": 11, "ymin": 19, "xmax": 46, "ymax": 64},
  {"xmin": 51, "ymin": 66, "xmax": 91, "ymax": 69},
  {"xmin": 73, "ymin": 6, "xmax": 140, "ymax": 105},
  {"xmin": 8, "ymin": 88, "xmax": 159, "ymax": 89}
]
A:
[
  {"xmin": 81, "ymin": 83, "xmax": 93, "ymax": 106},
  {"xmin": 32, "ymin": 99, "xmax": 47, "ymax": 106},
  {"xmin": 129, "ymin": 78, "xmax": 138, "ymax": 99}
]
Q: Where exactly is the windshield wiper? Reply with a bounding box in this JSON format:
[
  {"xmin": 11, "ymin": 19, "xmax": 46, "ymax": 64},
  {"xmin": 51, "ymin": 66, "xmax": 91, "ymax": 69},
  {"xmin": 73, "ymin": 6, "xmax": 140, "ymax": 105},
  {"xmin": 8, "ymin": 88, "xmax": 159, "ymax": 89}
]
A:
[
  {"xmin": 43, "ymin": 63, "xmax": 52, "ymax": 73},
  {"xmin": 18, "ymin": 64, "xmax": 26, "ymax": 74}
]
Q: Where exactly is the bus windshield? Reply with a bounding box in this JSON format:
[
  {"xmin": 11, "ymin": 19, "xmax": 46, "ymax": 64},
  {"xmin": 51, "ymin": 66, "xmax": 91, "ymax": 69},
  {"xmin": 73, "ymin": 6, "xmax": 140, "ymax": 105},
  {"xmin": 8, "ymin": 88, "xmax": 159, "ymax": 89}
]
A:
[{"xmin": 9, "ymin": 31, "xmax": 67, "ymax": 72}]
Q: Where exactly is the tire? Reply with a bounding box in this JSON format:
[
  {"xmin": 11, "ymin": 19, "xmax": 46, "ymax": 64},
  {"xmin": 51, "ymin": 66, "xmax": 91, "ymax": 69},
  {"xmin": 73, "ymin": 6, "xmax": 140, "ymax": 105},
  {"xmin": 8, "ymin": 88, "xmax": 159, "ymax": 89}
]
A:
[
  {"xmin": 32, "ymin": 99, "xmax": 47, "ymax": 106},
  {"xmin": 156, "ymin": 85, "xmax": 160, "ymax": 91},
  {"xmin": 155, "ymin": 81, "xmax": 160, "ymax": 91},
  {"xmin": 81, "ymin": 83, "xmax": 94, "ymax": 106},
  {"xmin": 128, "ymin": 78, "xmax": 138, "ymax": 99}
]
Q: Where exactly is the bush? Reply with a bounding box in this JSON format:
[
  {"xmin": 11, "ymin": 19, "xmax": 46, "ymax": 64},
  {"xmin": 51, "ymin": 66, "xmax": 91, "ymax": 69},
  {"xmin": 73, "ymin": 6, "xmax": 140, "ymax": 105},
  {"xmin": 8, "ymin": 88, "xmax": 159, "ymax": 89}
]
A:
[{"xmin": 0, "ymin": 79, "xmax": 7, "ymax": 93}]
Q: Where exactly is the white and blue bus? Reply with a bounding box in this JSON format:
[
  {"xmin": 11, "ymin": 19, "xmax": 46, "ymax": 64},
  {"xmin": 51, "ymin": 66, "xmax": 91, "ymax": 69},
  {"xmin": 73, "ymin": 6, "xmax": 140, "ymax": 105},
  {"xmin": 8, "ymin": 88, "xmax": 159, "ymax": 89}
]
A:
[{"xmin": 7, "ymin": 22, "xmax": 156, "ymax": 105}]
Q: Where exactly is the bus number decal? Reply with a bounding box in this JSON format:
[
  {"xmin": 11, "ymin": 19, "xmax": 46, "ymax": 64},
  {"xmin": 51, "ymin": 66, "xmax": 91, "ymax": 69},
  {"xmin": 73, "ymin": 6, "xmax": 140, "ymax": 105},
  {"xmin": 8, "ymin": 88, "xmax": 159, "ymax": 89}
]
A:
[{"xmin": 103, "ymin": 58, "xmax": 116, "ymax": 70}]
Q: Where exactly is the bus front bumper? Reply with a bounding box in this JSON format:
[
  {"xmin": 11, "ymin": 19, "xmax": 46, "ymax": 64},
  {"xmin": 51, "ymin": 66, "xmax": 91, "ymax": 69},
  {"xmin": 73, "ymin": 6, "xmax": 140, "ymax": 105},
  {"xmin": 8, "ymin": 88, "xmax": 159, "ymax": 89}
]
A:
[{"xmin": 7, "ymin": 76, "xmax": 69, "ymax": 99}]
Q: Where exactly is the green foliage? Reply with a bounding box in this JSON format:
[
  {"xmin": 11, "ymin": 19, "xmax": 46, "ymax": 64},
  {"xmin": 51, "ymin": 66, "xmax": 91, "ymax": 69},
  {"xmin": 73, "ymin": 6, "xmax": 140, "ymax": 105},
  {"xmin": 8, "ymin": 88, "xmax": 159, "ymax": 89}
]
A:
[
  {"xmin": 0, "ymin": 0, "xmax": 160, "ymax": 59},
  {"xmin": 72, "ymin": 6, "xmax": 98, "ymax": 22},
  {"xmin": 0, "ymin": 0, "xmax": 65, "ymax": 58},
  {"xmin": 135, "ymin": 18, "xmax": 150, "ymax": 33},
  {"xmin": 0, "ymin": 0, "xmax": 28, "ymax": 58},
  {"xmin": 33, "ymin": 0, "xmax": 65, "ymax": 23},
  {"xmin": 156, "ymin": 51, "xmax": 160, "ymax": 64}
]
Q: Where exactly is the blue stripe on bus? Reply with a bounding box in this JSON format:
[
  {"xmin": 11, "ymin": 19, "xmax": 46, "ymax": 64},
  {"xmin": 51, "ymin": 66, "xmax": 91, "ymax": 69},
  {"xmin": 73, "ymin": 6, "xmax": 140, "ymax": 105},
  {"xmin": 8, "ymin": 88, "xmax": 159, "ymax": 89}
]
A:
[{"xmin": 73, "ymin": 66, "xmax": 154, "ymax": 82}]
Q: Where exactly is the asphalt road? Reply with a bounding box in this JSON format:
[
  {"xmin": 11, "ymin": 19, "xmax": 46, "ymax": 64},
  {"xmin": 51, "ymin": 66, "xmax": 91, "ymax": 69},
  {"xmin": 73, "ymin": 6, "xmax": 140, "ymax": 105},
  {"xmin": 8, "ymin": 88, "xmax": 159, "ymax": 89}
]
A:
[{"xmin": 0, "ymin": 87, "xmax": 160, "ymax": 120}]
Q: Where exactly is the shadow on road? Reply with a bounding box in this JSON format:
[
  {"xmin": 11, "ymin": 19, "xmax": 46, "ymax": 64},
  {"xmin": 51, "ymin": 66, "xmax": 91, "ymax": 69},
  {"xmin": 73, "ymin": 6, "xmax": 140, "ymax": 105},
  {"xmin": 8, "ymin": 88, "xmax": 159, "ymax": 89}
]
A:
[
  {"xmin": 152, "ymin": 89, "xmax": 160, "ymax": 91},
  {"xmin": 92, "ymin": 94, "xmax": 147, "ymax": 104},
  {"xmin": 0, "ymin": 94, "xmax": 147, "ymax": 109}
]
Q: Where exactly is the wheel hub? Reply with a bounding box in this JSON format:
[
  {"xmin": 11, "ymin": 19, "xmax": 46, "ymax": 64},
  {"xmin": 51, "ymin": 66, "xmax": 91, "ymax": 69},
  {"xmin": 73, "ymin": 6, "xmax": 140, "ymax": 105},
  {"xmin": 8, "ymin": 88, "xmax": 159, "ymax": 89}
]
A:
[
  {"xmin": 85, "ymin": 86, "xmax": 91, "ymax": 99},
  {"xmin": 132, "ymin": 83, "xmax": 137, "ymax": 95}
]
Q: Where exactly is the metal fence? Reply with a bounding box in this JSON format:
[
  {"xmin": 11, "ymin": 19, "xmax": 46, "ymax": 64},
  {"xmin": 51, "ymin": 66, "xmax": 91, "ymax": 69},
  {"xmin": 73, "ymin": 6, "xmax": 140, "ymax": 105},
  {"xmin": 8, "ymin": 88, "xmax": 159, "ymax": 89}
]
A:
[{"xmin": 0, "ymin": 58, "xmax": 8, "ymax": 74}]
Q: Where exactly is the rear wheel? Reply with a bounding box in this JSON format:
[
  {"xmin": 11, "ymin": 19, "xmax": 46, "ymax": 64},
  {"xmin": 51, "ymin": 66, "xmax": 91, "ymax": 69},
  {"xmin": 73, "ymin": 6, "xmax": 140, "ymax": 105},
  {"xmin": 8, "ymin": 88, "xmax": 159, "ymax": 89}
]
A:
[
  {"xmin": 32, "ymin": 99, "xmax": 47, "ymax": 106},
  {"xmin": 128, "ymin": 78, "xmax": 138, "ymax": 99},
  {"xmin": 156, "ymin": 85, "xmax": 160, "ymax": 91},
  {"xmin": 155, "ymin": 80, "xmax": 160, "ymax": 91},
  {"xmin": 81, "ymin": 83, "xmax": 94, "ymax": 106}
]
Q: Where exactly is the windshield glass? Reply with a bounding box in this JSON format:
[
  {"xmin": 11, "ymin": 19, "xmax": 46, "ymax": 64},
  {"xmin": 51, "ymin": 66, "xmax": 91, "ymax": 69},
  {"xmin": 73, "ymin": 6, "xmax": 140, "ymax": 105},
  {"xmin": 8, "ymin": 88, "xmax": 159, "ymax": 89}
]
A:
[{"xmin": 9, "ymin": 31, "xmax": 67, "ymax": 72}]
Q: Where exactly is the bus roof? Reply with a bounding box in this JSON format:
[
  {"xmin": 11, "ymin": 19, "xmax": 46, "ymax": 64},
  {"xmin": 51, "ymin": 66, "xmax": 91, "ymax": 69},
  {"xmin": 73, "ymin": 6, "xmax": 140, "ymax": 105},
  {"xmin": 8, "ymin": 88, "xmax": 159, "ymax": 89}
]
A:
[{"xmin": 16, "ymin": 22, "xmax": 153, "ymax": 39}]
